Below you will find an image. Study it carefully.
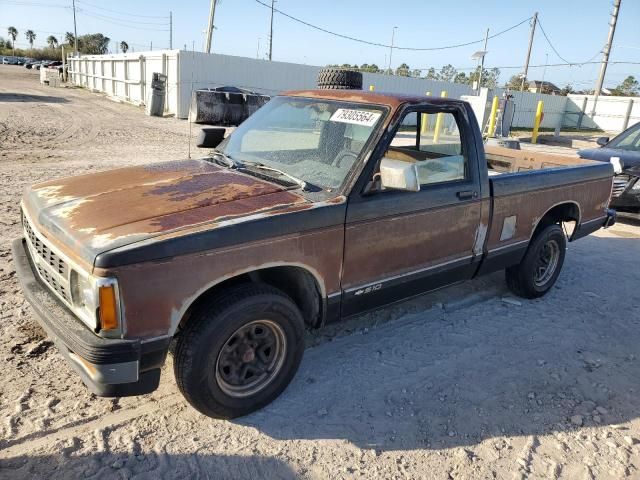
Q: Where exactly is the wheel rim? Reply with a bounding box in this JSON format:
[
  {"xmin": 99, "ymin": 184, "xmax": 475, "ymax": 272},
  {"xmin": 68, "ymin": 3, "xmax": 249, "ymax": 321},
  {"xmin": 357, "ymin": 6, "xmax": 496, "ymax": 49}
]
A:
[
  {"xmin": 215, "ymin": 320, "xmax": 287, "ymax": 398},
  {"xmin": 533, "ymin": 239, "xmax": 560, "ymax": 287}
]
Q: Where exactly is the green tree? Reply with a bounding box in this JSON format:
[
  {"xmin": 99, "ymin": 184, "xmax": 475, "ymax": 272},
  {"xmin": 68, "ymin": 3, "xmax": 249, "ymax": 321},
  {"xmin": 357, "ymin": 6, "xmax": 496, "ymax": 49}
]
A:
[
  {"xmin": 119, "ymin": 41, "xmax": 129, "ymax": 53},
  {"xmin": 453, "ymin": 71, "xmax": 468, "ymax": 84},
  {"xmin": 7, "ymin": 26, "xmax": 17, "ymax": 54},
  {"xmin": 65, "ymin": 32, "xmax": 75, "ymax": 46},
  {"xmin": 505, "ymin": 74, "xmax": 526, "ymax": 90},
  {"xmin": 425, "ymin": 67, "xmax": 437, "ymax": 80},
  {"xmin": 438, "ymin": 64, "xmax": 457, "ymax": 82},
  {"xmin": 25, "ymin": 29, "xmax": 36, "ymax": 49},
  {"xmin": 46, "ymin": 35, "xmax": 58, "ymax": 49},
  {"xmin": 468, "ymin": 66, "xmax": 500, "ymax": 88},
  {"xmin": 77, "ymin": 33, "xmax": 110, "ymax": 54},
  {"xmin": 396, "ymin": 63, "xmax": 410, "ymax": 76},
  {"xmin": 611, "ymin": 76, "xmax": 639, "ymax": 97},
  {"xmin": 559, "ymin": 84, "xmax": 574, "ymax": 96}
]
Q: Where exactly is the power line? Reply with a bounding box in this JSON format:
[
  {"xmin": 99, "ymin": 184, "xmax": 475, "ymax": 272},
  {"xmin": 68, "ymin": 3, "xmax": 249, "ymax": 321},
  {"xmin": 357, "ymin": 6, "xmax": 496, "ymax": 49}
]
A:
[
  {"xmin": 77, "ymin": 10, "xmax": 169, "ymax": 31},
  {"xmin": 354, "ymin": 60, "xmax": 640, "ymax": 74},
  {"xmin": 75, "ymin": 0, "xmax": 168, "ymax": 19},
  {"xmin": 253, "ymin": 0, "xmax": 531, "ymax": 51},
  {"xmin": 0, "ymin": 0, "xmax": 68, "ymax": 7},
  {"xmin": 1, "ymin": 25, "xmax": 65, "ymax": 36},
  {"xmin": 76, "ymin": 7, "xmax": 169, "ymax": 26},
  {"xmin": 536, "ymin": 18, "xmax": 574, "ymax": 64}
]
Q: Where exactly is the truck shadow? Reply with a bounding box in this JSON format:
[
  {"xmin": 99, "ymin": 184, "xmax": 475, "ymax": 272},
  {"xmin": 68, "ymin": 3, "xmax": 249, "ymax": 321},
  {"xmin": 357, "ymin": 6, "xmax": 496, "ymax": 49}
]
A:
[
  {"xmin": 0, "ymin": 93, "xmax": 69, "ymax": 103},
  {"xmin": 237, "ymin": 235, "xmax": 640, "ymax": 452},
  {"xmin": 0, "ymin": 452, "xmax": 297, "ymax": 480}
]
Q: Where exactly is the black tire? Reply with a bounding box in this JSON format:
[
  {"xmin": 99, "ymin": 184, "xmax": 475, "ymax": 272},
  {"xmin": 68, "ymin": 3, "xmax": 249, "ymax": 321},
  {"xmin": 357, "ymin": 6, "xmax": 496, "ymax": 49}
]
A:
[
  {"xmin": 173, "ymin": 284, "xmax": 305, "ymax": 419},
  {"xmin": 317, "ymin": 68, "xmax": 363, "ymax": 90},
  {"xmin": 505, "ymin": 224, "xmax": 566, "ymax": 299}
]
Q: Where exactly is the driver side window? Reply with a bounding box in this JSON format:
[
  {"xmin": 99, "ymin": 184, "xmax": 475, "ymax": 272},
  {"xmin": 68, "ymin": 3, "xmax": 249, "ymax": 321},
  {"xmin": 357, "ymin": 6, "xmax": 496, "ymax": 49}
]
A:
[{"xmin": 387, "ymin": 110, "xmax": 467, "ymax": 185}]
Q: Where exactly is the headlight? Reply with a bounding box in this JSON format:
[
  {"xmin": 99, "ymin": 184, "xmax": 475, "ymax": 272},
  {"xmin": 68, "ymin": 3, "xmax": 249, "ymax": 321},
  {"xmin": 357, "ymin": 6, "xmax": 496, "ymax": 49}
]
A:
[{"xmin": 70, "ymin": 270, "xmax": 120, "ymax": 333}]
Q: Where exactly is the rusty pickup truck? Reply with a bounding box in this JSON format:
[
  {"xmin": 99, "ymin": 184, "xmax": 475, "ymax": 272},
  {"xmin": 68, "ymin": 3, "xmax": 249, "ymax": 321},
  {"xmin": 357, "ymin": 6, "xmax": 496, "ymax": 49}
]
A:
[{"xmin": 12, "ymin": 90, "xmax": 616, "ymax": 418}]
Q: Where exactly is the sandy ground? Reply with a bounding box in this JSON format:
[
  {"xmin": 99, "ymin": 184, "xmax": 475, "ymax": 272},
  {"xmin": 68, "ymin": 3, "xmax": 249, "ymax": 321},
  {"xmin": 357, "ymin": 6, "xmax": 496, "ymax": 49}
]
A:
[{"xmin": 1, "ymin": 65, "xmax": 640, "ymax": 479}]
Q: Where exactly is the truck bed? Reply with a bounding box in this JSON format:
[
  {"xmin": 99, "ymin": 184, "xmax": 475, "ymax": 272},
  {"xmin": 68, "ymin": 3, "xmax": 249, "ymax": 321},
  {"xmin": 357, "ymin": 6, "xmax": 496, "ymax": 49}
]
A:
[
  {"xmin": 484, "ymin": 145, "xmax": 597, "ymax": 174},
  {"xmin": 481, "ymin": 145, "xmax": 614, "ymax": 257}
]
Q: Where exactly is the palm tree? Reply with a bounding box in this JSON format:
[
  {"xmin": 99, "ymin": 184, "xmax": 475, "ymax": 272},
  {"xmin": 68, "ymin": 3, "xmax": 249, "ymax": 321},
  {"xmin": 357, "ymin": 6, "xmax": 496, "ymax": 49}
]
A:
[
  {"xmin": 119, "ymin": 41, "xmax": 129, "ymax": 53},
  {"xmin": 25, "ymin": 30, "xmax": 36, "ymax": 49},
  {"xmin": 46, "ymin": 35, "xmax": 58, "ymax": 49},
  {"xmin": 65, "ymin": 31, "xmax": 75, "ymax": 46},
  {"xmin": 7, "ymin": 26, "xmax": 17, "ymax": 55}
]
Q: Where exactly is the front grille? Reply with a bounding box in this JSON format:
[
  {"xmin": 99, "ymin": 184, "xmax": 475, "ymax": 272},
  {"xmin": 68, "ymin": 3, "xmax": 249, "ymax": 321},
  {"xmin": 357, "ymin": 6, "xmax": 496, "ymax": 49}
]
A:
[
  {"xmin": 23, "ymin": 216, "xmax": 72, "ymax": 307},
  {"xmin": 35, "ymin": 264, "xmax": 72, "ymax": 303},
  {"xmin": 612, "ymin": 175, "xmax": 631, "ymax": 198},
  {"xmin": 23, "ymin": 219, "xmax": 68, "ymax": 276}
]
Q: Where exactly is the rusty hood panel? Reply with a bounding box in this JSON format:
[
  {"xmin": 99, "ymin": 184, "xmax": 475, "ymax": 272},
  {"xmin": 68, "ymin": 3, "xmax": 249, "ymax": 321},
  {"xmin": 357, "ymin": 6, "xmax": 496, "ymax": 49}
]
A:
[{"xmin": 23, "ymin": 159, "xmax": 307, "ymax": 265}]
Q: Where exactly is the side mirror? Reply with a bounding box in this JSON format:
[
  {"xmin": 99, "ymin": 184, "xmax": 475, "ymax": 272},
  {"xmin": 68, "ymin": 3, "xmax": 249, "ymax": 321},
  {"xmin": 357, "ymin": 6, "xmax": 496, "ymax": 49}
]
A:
[
  {"xmin": 596, "ymin": 136, "xmax": 609, "ymax": 147},
  {"xmin": 378, "ymin": 157, "xmax": 420, "ymax": 192},
  {"xmin": 197, "ymin": 127, "xmax": 226, "ymax": 149}
]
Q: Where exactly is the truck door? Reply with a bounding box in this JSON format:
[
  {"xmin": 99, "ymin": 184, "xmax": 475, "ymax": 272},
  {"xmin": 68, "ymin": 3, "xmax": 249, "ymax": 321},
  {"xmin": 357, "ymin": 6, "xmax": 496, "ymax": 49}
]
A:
[{"xmin": 341, "ymin": 105, "xmax": 484, "ymax": 316}]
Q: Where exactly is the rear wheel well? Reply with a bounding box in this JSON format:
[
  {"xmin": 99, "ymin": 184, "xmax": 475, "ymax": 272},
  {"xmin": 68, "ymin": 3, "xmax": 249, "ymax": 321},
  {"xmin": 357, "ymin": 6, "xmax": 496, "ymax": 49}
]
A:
[
  {"xmin": 177, "ymin": 266, "xmax": 323, "ymax": 335},
  {"xmin": 532, "ymin": 203, "xmax": 580, "ymax": 240}
]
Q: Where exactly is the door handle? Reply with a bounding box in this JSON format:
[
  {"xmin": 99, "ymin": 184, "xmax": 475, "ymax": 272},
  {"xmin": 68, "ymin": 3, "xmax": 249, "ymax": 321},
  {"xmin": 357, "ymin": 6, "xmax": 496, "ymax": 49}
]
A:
[{"xmin": 457, "ymin": 190, "xmax": 477, "ymax": 200}]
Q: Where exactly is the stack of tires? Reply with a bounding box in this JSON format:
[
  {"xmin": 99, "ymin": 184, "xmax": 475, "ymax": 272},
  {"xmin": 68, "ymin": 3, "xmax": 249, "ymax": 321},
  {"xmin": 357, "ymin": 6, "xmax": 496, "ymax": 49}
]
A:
[{"xmin": 317, "ymin": 68, "xmax": 363, "ymax": 90}]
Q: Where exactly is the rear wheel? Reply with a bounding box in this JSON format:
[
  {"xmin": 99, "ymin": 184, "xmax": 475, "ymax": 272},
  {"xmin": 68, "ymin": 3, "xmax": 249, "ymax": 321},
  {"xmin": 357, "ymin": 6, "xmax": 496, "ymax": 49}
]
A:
[
  {"xmin": 173, "ymin": 284, "xmax": 305, "ymax": 418},
  {"xmin": 506, "ymin": 224, "xmax": 566, "ymax": 298}
]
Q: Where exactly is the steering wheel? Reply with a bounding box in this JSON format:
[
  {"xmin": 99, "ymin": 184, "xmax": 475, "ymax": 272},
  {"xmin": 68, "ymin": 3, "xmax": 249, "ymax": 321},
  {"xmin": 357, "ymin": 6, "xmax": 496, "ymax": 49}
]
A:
[{"xmin": 332, "ymin": 150, "xmax": 358, "ymax": 169}]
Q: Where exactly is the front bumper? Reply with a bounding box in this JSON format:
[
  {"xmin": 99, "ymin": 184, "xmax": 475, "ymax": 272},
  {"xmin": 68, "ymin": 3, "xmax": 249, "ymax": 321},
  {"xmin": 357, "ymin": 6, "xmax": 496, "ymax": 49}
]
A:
[
  {"xmin": 610, "ymin": 191, "xmax": 640, "ymax": 211},
  {"xmin": 11, "ymin": 238, "xmax": 170, "ymax": 397}
]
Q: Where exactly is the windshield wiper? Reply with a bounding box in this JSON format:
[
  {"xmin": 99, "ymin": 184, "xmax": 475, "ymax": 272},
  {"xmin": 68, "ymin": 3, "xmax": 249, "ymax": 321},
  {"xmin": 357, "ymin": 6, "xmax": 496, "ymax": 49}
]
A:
[
  {"xmin": 211, "ymin": 150, "xmax": 242, "ymax": 169},
  {"xmin": 241, "ymin": 162, "xmax": 318, "ymax": 191}
]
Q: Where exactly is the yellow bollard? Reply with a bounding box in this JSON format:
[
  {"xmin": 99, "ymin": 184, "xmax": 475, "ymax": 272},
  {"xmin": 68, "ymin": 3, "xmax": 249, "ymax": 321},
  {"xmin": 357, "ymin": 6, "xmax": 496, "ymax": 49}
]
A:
[
  {"xmin": 421, "ymin": 92, "xmax": 432, "ymax": 135},
  {"xmin": 531, "ymin": 100, "xmax": 544, "ymax": 144},
  {"xmin": 369, "ymin": 85, "xmax": 375, "ymax": 91},
  {"xmin": 487, "ymin": 95, "xmax": 499, "ymax": 137},
  {"xmin": 433, "ymin": 91, "xmax": 448, "ymax": 143}
]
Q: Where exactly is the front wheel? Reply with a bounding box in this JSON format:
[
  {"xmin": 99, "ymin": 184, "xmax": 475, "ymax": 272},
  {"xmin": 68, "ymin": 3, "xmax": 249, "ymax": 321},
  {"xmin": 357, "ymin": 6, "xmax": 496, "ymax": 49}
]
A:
[
  {"xmin": 505, "ymin": 224, "xmax": 566, "ymax": 299},
  {"xmin": 173, "ymin": 284, "xmax": 305, "ymax": 419}
]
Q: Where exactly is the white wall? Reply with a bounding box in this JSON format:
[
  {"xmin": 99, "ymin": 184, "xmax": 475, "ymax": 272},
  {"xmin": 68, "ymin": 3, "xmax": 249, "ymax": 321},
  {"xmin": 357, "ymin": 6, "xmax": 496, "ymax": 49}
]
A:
[
  {"xmin": 564, "ymin": 94, "xmax": 639, "ymax": 132},
  {"xmin": 68, "ymin": 51, "xmax": 180, "ymax": 113},
  {"xmin": 69, "ymin": 50, "xmax": 630, "ymax": 134}
]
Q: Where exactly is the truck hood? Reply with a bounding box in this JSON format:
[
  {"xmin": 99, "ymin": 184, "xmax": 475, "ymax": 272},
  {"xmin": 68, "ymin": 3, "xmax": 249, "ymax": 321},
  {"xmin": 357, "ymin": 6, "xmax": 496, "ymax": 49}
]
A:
[{"xmin": 23, "ymin": 159, "xmax": 307, "ymax": 266}]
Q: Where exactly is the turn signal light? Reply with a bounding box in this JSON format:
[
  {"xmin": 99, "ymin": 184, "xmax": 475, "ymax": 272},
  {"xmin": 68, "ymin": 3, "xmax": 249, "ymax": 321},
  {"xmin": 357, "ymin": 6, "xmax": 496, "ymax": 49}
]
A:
[{"xmin": 98, "ymin": 285, "xmax": 119, "ymax": 330}]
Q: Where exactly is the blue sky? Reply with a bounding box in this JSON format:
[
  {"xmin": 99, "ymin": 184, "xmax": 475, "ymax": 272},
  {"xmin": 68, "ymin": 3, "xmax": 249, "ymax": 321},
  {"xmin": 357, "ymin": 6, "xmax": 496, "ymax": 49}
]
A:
[{"xmin": 2, "ymin": 0, "xmax": 639, "ymax": 89}]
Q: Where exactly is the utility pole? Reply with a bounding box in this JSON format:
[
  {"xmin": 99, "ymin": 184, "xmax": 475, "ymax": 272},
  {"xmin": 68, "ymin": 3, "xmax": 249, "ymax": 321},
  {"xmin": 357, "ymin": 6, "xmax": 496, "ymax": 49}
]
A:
[
  {"xmin": 388, "ymin": 26, "xmax": 397, "ymax": 74},
  {"xmin": 150, "ymin": 41, "xmax": 153, "ymax": 51},
  {"xmin": 591, "ymin": 0, "xmax": 622, "ymax": 115},
  {"xmin": 205, "ymin": 0, "xmax": 217, "ymax": 54},
  {"xmin": 268, "ymin": 0, "xmax": 275, "ymax": 61},
  {"xmin": 72, "ymin": 0, "xmax": 79, "ymax": 56},
  {"xmin": 541, "ymin": 53, "xmax": 548, "ymax": 93},
  {"xmin": 477, "ymin": 28, "xmax": 489, "ymax": 92},
  {"xmin": 520, "ymin": 12, "xmax": 538, "ymax": 91},
  {"xmin": 256, "ymin": 37, "xmax": 261, "ymax": 59},
  {"xmin": 169, "ymin": 11, "xmax": 173, "ymax": 49}
]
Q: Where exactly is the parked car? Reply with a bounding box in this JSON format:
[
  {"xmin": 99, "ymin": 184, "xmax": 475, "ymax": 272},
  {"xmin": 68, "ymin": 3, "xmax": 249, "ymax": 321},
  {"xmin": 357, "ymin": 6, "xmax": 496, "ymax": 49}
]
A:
[
  {"xmin": 12, "ymin": 89, "xmax": 616, "ymax": 419},
  {"xmin": 578, "ymin": 121, "xmax": 640, "ymax": 212},
  {"xmin": 2, "ymin": 56, "xmax": 19, "ymax": 65}
]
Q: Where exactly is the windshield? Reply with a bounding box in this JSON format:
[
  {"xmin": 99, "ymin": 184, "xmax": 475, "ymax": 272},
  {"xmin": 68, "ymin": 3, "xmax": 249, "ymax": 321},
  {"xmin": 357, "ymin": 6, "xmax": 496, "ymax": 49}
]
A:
[
  {"xmin": 607, "ymin": 122, "xmax": 640, "ymax": 151},
  {"xmin": 219, "ymin": 97, "xmax": 386, "ymax": 190}
]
